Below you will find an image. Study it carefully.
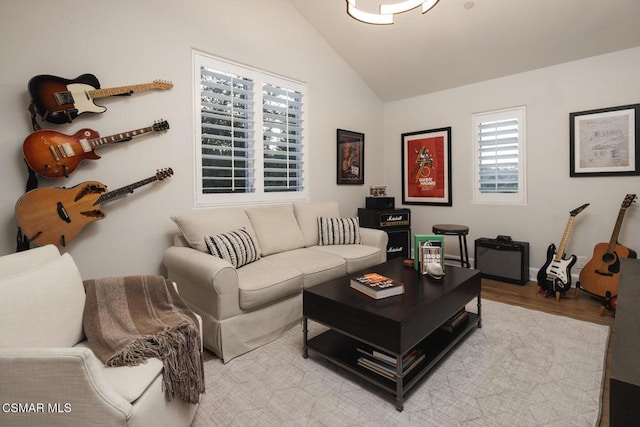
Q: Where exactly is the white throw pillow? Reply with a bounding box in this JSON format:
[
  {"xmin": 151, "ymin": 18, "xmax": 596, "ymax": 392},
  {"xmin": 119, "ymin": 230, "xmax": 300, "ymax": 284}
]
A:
[
  {"xmin": 204, "ymin": 228, "xmax": 260, "ymax": 268},
  {"xmin": 318, "ymin": 217, "xmax": 361, "ymax": 245}
]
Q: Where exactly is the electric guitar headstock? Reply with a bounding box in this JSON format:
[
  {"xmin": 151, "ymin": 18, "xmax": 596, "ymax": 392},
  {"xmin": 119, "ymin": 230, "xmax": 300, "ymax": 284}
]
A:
[{"xmin": 569, "ymin": 203, "xmax": 590, "ymax": 217}]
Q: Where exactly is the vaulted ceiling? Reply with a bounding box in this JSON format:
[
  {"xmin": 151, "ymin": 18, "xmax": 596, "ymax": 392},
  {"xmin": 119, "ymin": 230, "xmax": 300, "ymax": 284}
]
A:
[{"xmin": 288, "ymin": 0, "xmax": 640, "ymax": 101}]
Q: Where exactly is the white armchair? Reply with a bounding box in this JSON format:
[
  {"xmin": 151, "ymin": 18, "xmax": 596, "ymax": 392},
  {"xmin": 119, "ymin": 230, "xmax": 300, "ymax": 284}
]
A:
[{"xmin": 0, "ymin": 245, "xmax": 198, "ymax": 427}]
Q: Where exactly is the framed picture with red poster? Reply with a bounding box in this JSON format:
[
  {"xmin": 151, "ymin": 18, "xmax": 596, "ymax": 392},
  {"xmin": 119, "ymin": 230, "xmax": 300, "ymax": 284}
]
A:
[{"xmin": 401, "ymin": 127, "xmax": 452, "ymax": 206}]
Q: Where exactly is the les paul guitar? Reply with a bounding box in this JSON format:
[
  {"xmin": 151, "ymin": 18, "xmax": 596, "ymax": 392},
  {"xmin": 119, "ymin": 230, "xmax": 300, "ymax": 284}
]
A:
[
  {"xmin": 23, "ymin": 120, "xmax": 169, "ymax": 178},
  {"xmin": 15, "ymin": 168, "xmax": 173, "ymax": 247},
  {"xmin": 28, "ymin": 74, "xmax": 173, "ymax": 124},
  {"xmin": 578, "ymin": 194, "xmax": 637, "ymax": 309},
  {"xmin": 536, "ymin": 203, "xmax": 589, "ymax": 300}
]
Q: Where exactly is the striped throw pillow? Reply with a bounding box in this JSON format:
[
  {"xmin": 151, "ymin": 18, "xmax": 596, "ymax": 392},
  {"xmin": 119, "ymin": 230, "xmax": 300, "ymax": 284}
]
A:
[
  {"xmin": 318, "ymin": 217, "xmax": 361, "ymax": 245},
  {"xmin": 204, "ymin": 228, "xmax": 260, "ymax": 268}
]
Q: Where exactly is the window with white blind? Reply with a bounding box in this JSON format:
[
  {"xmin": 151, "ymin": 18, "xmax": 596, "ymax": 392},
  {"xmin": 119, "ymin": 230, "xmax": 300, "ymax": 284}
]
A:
[
  {"xmin": 472, "ymin": 106, "xmax": 526, "ymax": 204},
  {"xmin": 193, "ymin": 51, "xmax": 307, "ymax": 206}
]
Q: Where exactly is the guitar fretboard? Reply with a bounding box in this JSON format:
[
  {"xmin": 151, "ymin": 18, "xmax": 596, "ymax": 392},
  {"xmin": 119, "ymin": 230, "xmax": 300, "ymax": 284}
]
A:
[
  {"xmin": 88, "ymin": 81, "xmax": 173, "ymax": 99},
  {"xmin": 95, "ymin": 176, "xmax": 160, "ymax": 205},
  {"xmin": 554, "ymin": 216, "xmax": 576, "ymax": 261},
  {"xmin": 88, "ymin": 126, "xmax": 155, "ymax": 149}
]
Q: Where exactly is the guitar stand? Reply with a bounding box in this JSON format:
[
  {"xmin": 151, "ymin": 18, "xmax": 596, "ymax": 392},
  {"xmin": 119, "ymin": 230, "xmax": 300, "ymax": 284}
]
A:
[{"xmin": 576, "ymin": 281, "xmax": 616, "ymax": 316}]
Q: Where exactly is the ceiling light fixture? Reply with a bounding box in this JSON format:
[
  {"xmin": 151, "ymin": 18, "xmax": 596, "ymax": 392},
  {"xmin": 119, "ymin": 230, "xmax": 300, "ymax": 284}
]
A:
[{"xmin": 347, "ymin": 0, "xmax": 440, "ymax": 25}]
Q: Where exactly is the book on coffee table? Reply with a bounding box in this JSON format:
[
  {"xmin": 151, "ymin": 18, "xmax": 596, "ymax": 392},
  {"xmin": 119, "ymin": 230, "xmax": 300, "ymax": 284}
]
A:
[{"xmin": 350, "ymin": 273, "xmax": 404, "ymax": 299}]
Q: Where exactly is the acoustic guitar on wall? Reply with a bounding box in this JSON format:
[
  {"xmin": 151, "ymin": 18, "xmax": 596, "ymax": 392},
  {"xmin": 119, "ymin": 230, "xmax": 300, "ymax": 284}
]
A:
[
  {"xmin": 15, "ymin": 168, "xmax": 173, "ymax": 247},
  {"xmin": 537, "ymin": 203, "xmax": 589, "ymax": 301},
  {"xmin": 28, "ymin": 74, "xmax": 173, "ymax": 124},
  {"xmin": 23, "ymin": 120, "xmax": 169, "ymax": 178},
  {"xmin": 578, "ymin": 194, "xmax": 637, "ymax": 312}
]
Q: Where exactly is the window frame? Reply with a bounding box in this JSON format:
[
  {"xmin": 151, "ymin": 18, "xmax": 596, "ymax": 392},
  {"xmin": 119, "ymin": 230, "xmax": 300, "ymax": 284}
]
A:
[
  {"xmin": 472, "ymin": 106, "xmax": 527, "ymax": 205},
  {"xmin": 193, "ymin": 50, "xmax": 308, "ymax": 207}
]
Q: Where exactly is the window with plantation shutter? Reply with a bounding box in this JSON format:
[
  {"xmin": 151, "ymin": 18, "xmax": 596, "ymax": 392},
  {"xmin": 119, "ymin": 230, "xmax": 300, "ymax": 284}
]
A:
[
  {"xmin": 262, "ymin": 83, "xmax": 304, "ymax": 193},
  {"xmin": 472, "ymin": 106, "xmax": 526, "ymax": 204},
  {"xmin": 194, "ymin": 51, "xmax": 307, "ymax": 206}
]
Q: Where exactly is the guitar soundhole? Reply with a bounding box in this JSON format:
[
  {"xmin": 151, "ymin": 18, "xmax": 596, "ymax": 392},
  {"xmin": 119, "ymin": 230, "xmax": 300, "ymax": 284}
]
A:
[{"xmin": 602, "ymin": 252, "xmax": 616, "ymax": 264}]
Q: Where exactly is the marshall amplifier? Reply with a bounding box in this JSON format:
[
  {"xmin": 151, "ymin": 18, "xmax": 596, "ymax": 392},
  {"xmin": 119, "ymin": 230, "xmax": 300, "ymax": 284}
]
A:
[
  {"xmin": 358, "ymin": 208, "xmax": 411, "ymax": 229},
  {"xmin": 474, "ymin": 237, "xmax": 530, "ymax": 285},
  {"xmin": 386, "ymin": 229, "xmax": 410, "ymax": 259},
  {"xmin": 365, "ymin": 196, "xmax": 395, "ymax": 211}
]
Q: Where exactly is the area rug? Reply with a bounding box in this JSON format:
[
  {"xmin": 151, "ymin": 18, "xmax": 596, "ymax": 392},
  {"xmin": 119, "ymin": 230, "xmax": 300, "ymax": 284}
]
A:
[{"xmin": 194, "ymin": 300, "xmax": 609, "ymax": 426}]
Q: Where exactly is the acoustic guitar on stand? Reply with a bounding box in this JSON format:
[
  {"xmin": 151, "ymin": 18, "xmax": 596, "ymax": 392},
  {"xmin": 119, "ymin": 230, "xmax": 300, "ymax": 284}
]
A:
[
  {"xmin": 578, "ymin": 193, "xmax": 637, "ymax": 313},
  {"xmin": 23, "ymin": 120, "xmax": 169, "ymax": 178},
  {"xmin": 536, "ymin": 203, "xmax": 589, "ymax": 301},
  {"xmin": 28, "ymin": 74, "xmax": 173, "ymax": 124},
  {"xmin": 15, "ymin": 168, "xmax": 173, "ymax": 247}
]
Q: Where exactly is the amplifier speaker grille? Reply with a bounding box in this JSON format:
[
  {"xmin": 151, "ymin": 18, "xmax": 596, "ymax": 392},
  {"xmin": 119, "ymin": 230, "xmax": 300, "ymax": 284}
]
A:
[{"xmin": 474, "ymin": 238, "xmax": 529, "ymax": 285}]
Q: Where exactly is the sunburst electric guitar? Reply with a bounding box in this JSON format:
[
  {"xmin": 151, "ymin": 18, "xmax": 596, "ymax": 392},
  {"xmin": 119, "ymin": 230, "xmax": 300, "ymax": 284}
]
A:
[
  {"xmin": 28, "ymin": 74, "xmax": 173, "ymax": 124},
  {"xmin": 15, "ymin": 168, "xmax": 173, "ymax": 247},
  {"xmin": 578, "ymin": 194, "xmax": 637, "ymax": 311},
  {"xmin": 22, "ymin": 120, "xmax": 169, "ymax": 178},
  {"xmin": 536, "ymin": 203, "xmax": 589, "ymax": 300}
]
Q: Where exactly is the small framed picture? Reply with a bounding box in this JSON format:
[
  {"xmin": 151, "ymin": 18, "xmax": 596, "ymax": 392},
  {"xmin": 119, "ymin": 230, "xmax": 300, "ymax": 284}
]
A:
[{"xmin": 337, "ymin": 129, "xmax": 364, "ymax": 185}]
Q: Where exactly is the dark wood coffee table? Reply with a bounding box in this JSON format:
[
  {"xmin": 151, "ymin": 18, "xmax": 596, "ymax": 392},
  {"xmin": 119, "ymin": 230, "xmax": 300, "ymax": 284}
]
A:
[{"xmin": 303, "ymin": 257, "xmax": 481, "ymax": 411}]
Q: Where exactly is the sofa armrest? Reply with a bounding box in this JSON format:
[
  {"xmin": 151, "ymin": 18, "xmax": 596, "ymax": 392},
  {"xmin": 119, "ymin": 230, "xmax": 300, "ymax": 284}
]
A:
[
  {"xmin": 0, "ymin": 347, "xmax": 131, "ymax": 427},
  {"xmin": 163, "ymin": 246, "xmax": 241, "ymax": 320},
  {"xmin": 360, "ymin": 227, "xmax": 389, "ymax": 257}
]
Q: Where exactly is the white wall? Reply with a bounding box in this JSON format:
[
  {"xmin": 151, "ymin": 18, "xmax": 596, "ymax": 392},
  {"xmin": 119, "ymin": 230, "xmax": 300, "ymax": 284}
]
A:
[
  {"xmin": 384, "ymin": 47, "xmax": 640, "ymax": 276},
  {"xmin": 0, "ymin": 0, "xmax": 383, "ymax": 277}
]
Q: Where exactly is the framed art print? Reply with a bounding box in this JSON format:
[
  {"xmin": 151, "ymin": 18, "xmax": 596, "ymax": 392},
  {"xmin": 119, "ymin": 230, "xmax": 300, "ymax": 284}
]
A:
[
  {"xmin": 570, "ymin": 103, "xmax": 640, "ymax": 177},
  {"xmin": 337, "ymin": 129, "xmax": 364, "ymax": 185},
  {"xmin": 401, "ymin": 127, "xmax": 452, "ymax": 206}
]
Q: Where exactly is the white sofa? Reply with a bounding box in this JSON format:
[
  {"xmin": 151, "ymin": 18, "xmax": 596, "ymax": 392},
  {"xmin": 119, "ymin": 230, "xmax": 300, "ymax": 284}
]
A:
[
  {"xmin": 163, "ymin": 201, "xmax": 388, "ymax": 363},
  {"xmin": 0, "ymin": 245, "xmax": 198, "ymax": 427}
]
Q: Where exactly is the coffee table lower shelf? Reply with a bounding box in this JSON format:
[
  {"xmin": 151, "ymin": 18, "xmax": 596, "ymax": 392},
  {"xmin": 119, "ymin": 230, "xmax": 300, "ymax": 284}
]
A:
[{"xmin": 304, "ymin": 312, "xmax": 479, "ymax": 411}]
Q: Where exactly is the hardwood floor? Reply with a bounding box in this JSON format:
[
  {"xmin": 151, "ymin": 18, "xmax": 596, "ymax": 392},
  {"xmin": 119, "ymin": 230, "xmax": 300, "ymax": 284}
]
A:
[{"xmin": 481, "ymin": 278, "xmax": 615, "ymax": 427}]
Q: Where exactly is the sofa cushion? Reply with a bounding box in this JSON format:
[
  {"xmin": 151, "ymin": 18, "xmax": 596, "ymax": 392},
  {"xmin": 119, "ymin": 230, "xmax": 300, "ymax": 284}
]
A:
[
  {"xmin": 0, "ymin": 245, "xmax": 60, "ymax": 280},
  {"xmin": 0, "ymin": 253, "xmax": 85, "ymax": 348},
  {"xmin": 171, "ymin": 208, "xmax": 259, "ymax": 253},
  {"xmin": 310, "ymin": 244, "xmax": 384, "ymax": 274},
  {"xmin": 318, "ymin": 217, "xmax": 361, "ymax": 245},
  {"xmin": 245, "ymin": 204, "xmax": 305, "ymax": 256},
  {"xmin": 236, "ymin": 259, "xmax": 303, "ymax": 310},
  {"xmin": 266, "ymin": 248, "xmax": 347, "ymax": 288},
  {"xmin": 293, "ymin": 201, "xmax": 340, "ymax": 247},
  {"xmin": 205, "ymin": 228, "xmax": 260, "ymax": 268},
  {"xmin": 75, "ymin": 341, "xmax": 163, "ymax": 403}
]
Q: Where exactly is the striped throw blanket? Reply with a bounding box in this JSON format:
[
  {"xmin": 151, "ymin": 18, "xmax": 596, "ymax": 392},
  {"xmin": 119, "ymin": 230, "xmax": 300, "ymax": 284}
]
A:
[{"xmin": 83, "ymin": 275, "xmax": 205, "ymax": 404}]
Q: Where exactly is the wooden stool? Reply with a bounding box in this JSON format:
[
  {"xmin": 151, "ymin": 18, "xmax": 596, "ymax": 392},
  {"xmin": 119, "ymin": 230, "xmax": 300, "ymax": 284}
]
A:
[{"xmin": 432, "ymin": 224, "xmax": 470, "ymax": 268}]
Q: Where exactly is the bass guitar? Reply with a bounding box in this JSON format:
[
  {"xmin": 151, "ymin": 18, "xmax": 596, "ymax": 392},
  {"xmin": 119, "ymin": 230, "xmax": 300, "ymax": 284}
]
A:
[
  {"xmin": 28, "ymin": 74, "xmax": 173, "ymax": 124},
  {"xmin": 536, "ymin": 203, "xmax": 589, "ymax": 300},
  {"xmin": 23, "ymin": 120, "xmax": 169, "ymax": 178},
  {"xmin": 15, "ymin": 168, "xmax": 173, "ymax": 247},
  {"xmin": 578, "ymin": 194, "xmax": 637, "ymax": 309}
]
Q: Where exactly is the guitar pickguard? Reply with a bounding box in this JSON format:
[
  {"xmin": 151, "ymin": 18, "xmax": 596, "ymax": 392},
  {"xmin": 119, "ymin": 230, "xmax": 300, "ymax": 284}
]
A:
[{"xmin": 66, "ymin": 82, "xmax": 107, "ymax": 114}]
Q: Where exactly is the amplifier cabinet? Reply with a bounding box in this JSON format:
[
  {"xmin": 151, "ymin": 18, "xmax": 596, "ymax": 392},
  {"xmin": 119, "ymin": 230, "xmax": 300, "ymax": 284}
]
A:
[
  {"xmin": 358, "ymin": 208, "xmax": 411, "ymax": 229},
  {"xmin": 365, "ymin": 196, "xmax": 395, "ymax": 210},
  {"xmin": 474, "ymin": 238, "xmax": 530, "ymax": 285},
  {"xmin": 386, "ymin": 229, "xmax": 410, "ymax": 259}
]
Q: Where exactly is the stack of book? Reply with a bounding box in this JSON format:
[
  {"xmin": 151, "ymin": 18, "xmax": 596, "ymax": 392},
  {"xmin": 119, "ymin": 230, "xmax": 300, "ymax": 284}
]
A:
[
  {"xmin": 356, "ymin": 346, "xmax": 425, "ymax": 381},
  {"xmin": 350, "ymin": 272, "xmax": 404, "ymax": 299},
  {"xmin": 439, "ymin": 308, "xmax": 469, "ymax": 333}
]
